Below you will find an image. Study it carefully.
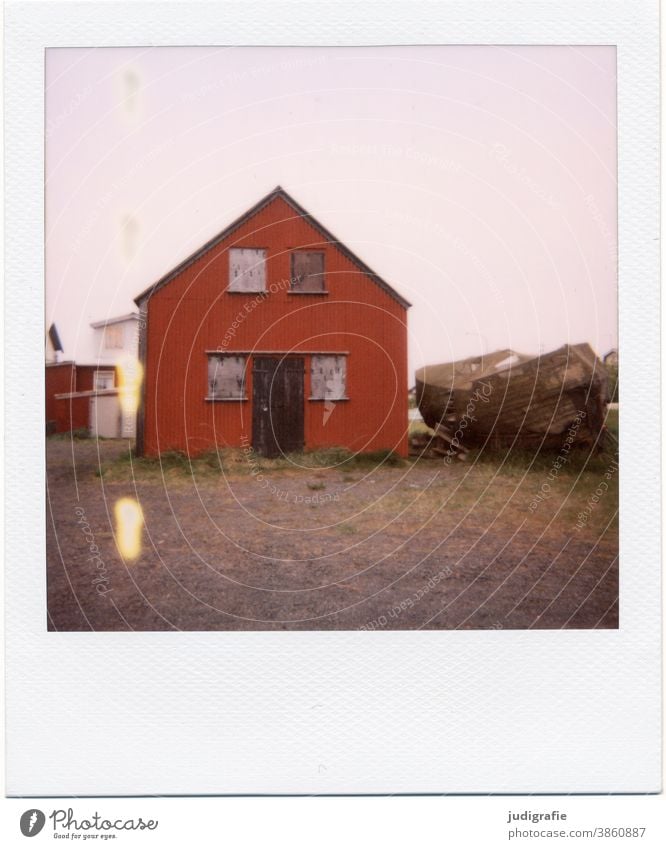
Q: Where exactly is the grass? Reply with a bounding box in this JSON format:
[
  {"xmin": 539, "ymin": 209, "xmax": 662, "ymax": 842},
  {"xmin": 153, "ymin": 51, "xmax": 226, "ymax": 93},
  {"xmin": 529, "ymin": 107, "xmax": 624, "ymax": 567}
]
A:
[
  {"xmin": 48, "ymin": 428, "xmax": 91, "ymax": 441},
  {"xmin": 403, "ymin": 408, "xmax": 619, "ymax": 536},
  {"xmin": 410, "ymin": 404, "xmax": 619, "ymax": 477},
  {"xmin": 467, "ymin": 439, "xmax": 617, "ymax": 478},
  {"xmin": 94, "ymin": 445, "xmax": 405, "ymax": 481},
  {"xmin": 84, "ymin": 428, "xmax": 618, "ymax": 542},
  {"xmin": 91, "ymin": 412, "xmax": 618, "ymax": 544},
  {"xmin": 409, "ymin": 419, "xmax": 432, "ymax": 437}
]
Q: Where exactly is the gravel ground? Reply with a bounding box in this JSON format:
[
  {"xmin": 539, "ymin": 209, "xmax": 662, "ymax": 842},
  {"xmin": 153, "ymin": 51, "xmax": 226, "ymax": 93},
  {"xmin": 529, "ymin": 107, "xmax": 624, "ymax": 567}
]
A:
[{"xmin": 47, "ymin": 439, "xmax": 618, "ymax": 631}]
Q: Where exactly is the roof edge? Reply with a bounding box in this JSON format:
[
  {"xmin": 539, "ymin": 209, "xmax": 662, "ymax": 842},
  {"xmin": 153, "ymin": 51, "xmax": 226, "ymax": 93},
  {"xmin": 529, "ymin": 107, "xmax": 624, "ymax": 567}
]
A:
[
  {"xmin": 134, "ymin": 186, "xmax": 411, "ymax": 310},
  {"xmin": 90, "ymin": 312, "xmax": 140, "ymax": 329}
]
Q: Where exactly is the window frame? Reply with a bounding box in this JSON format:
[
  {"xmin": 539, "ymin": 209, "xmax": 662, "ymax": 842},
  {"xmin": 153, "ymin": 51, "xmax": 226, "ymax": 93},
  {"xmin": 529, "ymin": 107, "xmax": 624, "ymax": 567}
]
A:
[
  {"xmin": 289, "ymin": 250, "xmax": 327, "ymax": 294},
  {"xmin": 103, "ymin": 324, "xmax": 123, "ymax": 350},
  {"xmin": 227, "ymin": 247, "xmax": 268, "ymax": 294},
  {"xmin": 309, "ymin": 354, "xmax": 348, "ymax": 401},
  {"xmin": 205, "ymin": 353, "xmax": 248, "ymax": 401},
  {"xmin": 94, "ymin": 370, "xmax": 115, "ymax": 391}
]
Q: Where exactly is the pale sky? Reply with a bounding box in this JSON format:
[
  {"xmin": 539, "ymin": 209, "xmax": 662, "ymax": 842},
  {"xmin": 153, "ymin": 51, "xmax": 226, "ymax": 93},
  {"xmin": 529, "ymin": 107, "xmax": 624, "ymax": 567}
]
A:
[{"xmin": 45, "ymin": 45, "xmax": 617, "ymax": 376}]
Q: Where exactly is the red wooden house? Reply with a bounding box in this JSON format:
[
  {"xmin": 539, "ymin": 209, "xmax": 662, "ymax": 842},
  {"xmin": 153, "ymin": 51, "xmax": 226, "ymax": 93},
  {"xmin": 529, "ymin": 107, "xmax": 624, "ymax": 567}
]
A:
[{"xmin": 134, "ymin": 187, "xmax": 410, "ymax": 458}]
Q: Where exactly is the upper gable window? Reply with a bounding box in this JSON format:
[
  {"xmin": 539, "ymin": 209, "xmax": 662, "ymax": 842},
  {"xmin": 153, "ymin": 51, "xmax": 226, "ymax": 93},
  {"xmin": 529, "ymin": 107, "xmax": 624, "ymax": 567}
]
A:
[
  {"xmin": 291, "ymin": 251, "xmax": 325, "ymax": 293},
  {"xmin": 228, "ymin": 248, "xmax": 267, "ymax": 293},
  {"xmin": 103, "ymin": 325, "xmax": 123, "ymax": 349}
]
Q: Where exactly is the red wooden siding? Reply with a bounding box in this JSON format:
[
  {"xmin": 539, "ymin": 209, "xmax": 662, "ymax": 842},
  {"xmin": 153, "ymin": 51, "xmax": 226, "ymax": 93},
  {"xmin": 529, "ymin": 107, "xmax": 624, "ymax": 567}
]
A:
[
  {"xmin": 46, "ymin": 363, "xmax": 89, "ymax": 433},
  {"xmin": 52, "ymin": 395, "xmax": 89, "ymax": 433},
  {"xmin": 46, "ymin": 363, "xmax": 76, "ymax": 429},
  {"xmin": 76, "ymin": 365, "xmax": 101, "ymax": 392},
  {"xmin": 140, "ymin": 193, "xmax": 409, "ymax": 457}
]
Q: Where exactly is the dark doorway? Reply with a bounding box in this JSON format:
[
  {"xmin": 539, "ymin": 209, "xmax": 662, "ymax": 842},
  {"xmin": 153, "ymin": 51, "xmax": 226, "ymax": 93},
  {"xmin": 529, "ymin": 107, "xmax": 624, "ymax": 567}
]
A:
[{"xmin": 252, "ymin": 357, "xmax": 304, "ymax": 457}]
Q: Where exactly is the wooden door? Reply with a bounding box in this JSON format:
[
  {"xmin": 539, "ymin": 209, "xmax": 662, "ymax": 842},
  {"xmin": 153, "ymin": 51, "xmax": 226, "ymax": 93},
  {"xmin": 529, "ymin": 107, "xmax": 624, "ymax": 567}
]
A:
[{"xmin": 252, "ymin": 357, "xmax": 304, "ymax": 457}]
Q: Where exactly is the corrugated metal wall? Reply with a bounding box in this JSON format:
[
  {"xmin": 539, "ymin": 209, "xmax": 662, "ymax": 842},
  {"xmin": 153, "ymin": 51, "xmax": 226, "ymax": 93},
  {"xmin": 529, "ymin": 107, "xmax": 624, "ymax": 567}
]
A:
[{"xmin": 142, "ymin": 195, "xmax": 409, "ymax": 457}]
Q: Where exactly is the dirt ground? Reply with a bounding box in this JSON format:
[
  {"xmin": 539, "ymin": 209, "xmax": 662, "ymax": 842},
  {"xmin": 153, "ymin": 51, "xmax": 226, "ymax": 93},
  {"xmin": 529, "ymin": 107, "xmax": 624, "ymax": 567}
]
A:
[{"xmin": 46, "ymin": 438, "xmax": 618, "ymax": 631}]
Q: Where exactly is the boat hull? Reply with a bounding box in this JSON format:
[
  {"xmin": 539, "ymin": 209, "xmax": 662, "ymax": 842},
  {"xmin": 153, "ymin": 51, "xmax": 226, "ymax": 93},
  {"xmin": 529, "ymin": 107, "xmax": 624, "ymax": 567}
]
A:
[{"xmin": 414, "ymin": 344, "xmax": 608, "ymax": 450}]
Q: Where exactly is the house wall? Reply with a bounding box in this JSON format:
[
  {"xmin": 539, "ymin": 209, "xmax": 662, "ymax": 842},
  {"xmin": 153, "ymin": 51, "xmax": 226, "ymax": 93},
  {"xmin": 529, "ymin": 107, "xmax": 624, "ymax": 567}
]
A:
[
  {"xmin": 91, "ymin": 318, "xmax": 141, "ymax": 367},
  {"xmin": 46, "ymin": 363, "xmax": 76, "ymax": 429},
  {"xmin": 141, "ymin": 195, "xmax": 408, "ymax": 457},
  {"xmin": 46, "ymin": 363, "xmax": 90, "ymax": 433},
  {"xmin": 76, "ymin": 366, "xmax": 98, "ymax": 392},
  {"xmin": 76, "ymin": 365, "xmax": 117, "ymax": 392},
  {"xmin": 53, "ymin": 395, "xmax": 90, "ymax": 433}
]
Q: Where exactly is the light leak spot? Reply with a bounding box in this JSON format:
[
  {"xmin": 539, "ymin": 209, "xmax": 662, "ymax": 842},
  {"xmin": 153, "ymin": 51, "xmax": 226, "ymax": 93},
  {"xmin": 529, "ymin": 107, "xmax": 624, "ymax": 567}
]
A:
[
  {"xmin": 123, "ymin": 69, "xmax": 140, "ymax": 115},
  {"xmin": 115, "ymin": 498, "xmax": 144, "ymax": 561},
  {"xmin": 116, "ymin": 354, "xmax": 144, "ymax": 416},
  {"xmin": 120, "ymin": 213, "xmax": 139, "ymax": 262}
]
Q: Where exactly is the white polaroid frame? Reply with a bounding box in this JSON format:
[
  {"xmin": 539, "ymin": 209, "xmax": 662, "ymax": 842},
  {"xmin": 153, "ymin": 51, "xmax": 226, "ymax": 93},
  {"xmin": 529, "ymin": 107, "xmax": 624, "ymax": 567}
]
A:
[{"xmin": 4, "ymin": 1, "xmax": 660, "ymax": 795}]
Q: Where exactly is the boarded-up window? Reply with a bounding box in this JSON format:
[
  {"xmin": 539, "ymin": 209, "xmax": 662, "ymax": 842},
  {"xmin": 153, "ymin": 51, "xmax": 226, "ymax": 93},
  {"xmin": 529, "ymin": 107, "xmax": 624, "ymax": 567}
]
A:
[
  {"xmin": 228, "ymin": 248, "xmax": 267, "ymax": 292},
  {"xmin": 310, "ymin": 355, "xmax": 347, "ymax": 400},
  {"xmin": 103, "ymin": 324, "xmax": 123, "ymax": 349},
  {"xmin": 291, "ymin": 251, "xmax": 325, "ymax": 292},
  {"xmin": 207, "ymin": 354, "xmax": 247, "ymax": 399}
]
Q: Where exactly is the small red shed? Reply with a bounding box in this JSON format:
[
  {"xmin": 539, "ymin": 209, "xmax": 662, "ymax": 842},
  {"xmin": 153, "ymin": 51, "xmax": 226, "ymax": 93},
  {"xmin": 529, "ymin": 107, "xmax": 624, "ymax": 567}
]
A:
[
  {"xmin": 134, "ymin": 187, "xmax": 410, "ymax": 458},
  {"xmin": 45, "ymin": 362, "xmax": 120, "ymax": 435}
]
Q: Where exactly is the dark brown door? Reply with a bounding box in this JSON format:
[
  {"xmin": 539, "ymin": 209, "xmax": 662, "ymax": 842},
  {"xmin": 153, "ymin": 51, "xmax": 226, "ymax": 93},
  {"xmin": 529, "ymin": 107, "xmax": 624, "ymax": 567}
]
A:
[{"xmin": 252, "ymin": 357, "xmax": 304, "ymax": 457}]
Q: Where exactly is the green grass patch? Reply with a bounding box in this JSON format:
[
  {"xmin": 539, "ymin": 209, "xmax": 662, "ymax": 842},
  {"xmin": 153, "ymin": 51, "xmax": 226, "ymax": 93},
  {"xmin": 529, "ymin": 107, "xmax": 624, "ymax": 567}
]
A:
[
  {"xmin": 466, "ymin": 440, "xmax": 616, "ymax": 478},
  {"xmin": 349, "ymin": 448, "xmax": 404, "ymax": 468},
  {"xmin": 409, "ymin": 419, "xmax": 433, "ymax": 437},
  {"xmin": 95, "ymin": 444, "xmax": 405, "ymax": 481},
  {"xmin": 47, "ymin": 428, "xmax": 91, "ymax": 441}
]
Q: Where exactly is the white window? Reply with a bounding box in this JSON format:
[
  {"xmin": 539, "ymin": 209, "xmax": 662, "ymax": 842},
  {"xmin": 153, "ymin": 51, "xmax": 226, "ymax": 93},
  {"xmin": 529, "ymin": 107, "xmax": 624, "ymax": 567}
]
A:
[
  {"xmin": 228, "ymin": 248, "xmax": 267, "ymax": 292},
  {"xmin": 310, "ymin": 355, "xmax": 347, "ymax": 400},
  {"xmin": 94, "ymin": 370, "xmax": 115, "ymax": 390},
  {"xmin": 103, "ymin": 324, "xmax": 123, "ymax": 349},
  {"xmin": 207, "ymin": 354, "xmax": 247, "ymax": 400}
]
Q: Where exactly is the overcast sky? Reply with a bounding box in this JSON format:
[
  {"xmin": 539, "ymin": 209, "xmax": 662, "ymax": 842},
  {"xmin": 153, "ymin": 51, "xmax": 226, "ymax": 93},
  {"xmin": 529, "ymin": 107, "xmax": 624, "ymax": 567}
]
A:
[{"xmin": 46, "ymin": 45, "xmax": 617, "ymax": 375}]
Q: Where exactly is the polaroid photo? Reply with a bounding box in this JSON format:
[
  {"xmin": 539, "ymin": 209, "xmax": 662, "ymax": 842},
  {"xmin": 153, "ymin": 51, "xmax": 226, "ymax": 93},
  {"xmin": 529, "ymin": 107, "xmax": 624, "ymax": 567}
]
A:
[{"xmin": 4, "ymin": 0, "xmax": 661, "ymax": 798}]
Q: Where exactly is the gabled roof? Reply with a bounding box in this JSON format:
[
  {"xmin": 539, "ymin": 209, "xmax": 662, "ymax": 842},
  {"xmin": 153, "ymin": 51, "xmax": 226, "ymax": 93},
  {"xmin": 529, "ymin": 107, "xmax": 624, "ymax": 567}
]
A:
[
  {"xmin": 90, "ymin": 312, "xmax": 140, "ymax": 329},
  {"xmin": 134, "ymin": 186, "xmax": 411, "ymax": 309}
]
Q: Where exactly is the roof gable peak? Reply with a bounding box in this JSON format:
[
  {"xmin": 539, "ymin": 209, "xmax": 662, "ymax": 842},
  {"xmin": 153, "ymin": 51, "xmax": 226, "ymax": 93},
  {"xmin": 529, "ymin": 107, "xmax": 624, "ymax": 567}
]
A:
[{"xmin": 134, "ymin": 187, "xmax": 410, "ymax": 309}]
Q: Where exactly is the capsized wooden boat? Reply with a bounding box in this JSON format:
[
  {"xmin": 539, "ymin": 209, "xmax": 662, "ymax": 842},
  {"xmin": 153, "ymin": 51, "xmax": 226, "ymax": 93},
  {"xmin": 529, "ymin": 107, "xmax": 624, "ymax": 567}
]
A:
[{"xmin": 414, "ymin": 343, "xmax": 609, "ymax": 450}]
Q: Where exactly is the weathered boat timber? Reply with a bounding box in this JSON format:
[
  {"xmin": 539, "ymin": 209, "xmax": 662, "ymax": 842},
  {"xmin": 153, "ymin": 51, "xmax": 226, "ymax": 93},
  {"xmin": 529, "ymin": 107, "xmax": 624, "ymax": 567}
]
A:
[{"xmin": 414, "ymin": 344, "xmax": 608, "ymax": 451}]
